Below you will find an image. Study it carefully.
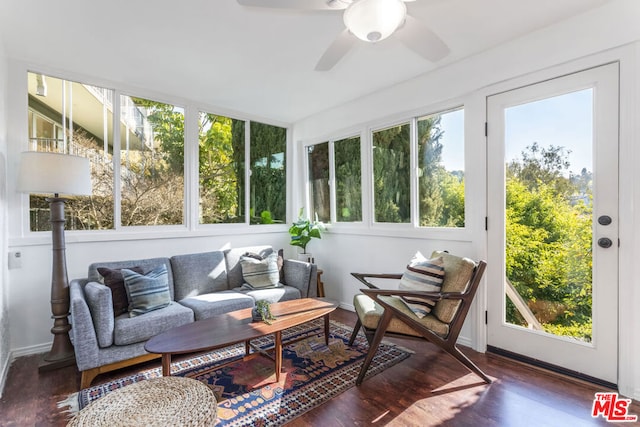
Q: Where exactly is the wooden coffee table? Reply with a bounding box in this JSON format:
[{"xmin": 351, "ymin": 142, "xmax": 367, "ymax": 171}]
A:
[{"xmin": 145, "ymin": 298, "xmax": 337, "ymax": 382}]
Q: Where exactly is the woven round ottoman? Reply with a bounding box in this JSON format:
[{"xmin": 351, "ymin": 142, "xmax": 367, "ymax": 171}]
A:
[{"xmin": 67, "ymin": 376, "xmax": 217, "ymax": 426}]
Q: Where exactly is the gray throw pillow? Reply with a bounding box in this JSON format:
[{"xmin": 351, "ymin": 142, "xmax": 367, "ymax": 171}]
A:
[
  {"xmin": 97, "ymin": 266, "xmax": 143, "ymax": 316},
  {"xmin": 240, "ymin": 252, "xmax": 281, "ymax": 289},
  {"xmin": 122, "ymin": 265, "xmax": 171, "ymax": 317}
]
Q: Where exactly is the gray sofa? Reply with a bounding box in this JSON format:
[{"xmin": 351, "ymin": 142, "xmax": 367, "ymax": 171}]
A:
[{"xmin": 69, "ymin": 245, "xmax": 317, "ymax": 389}]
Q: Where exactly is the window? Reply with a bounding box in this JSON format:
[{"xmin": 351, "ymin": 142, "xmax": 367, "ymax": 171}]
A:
[
  {"xmin": 24, "ymin": 72, "xmax": 289, "ymax": 233},
  {"xmin": 307, "ymin": 142, "xmax": 330, "ymax": 223},
  {"xmin": 198, "ymin": 112, "xmax": 245, "ymax": 224},
  {"xmin": 372, "ymin": 123, "xmax": 411, "ymax": 223},
  {"xmin": 120, "ymin": 96, "xmax": 185, "ymax": 226},
  {"xmin": 249, "ymin": 122, "xmax": 286, "ymax": 224},
  {"xmin": 26, "ymin": 72, "xmax": 114, "ymax": 231},
  {"xmin": 334, "ymin": 136, "xmax": 362, "ymax": 222},
  {"xmin": 417, "ymin": 108, "xmax": 465, "ymax": 227},
  {"xmin": 306, "ymin": 135, "xmax": 362, "ymax": 224}
]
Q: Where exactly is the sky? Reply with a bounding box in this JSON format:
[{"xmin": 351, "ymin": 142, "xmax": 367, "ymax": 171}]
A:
[{"xmin": 439, "ymin": 89, "xmax": 593, "ymax": 175}]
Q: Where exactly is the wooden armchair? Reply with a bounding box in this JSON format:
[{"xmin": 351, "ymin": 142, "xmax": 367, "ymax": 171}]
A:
[{"xmin": 348, "ymin": 251, "xmax": 490, "ymax": 385}]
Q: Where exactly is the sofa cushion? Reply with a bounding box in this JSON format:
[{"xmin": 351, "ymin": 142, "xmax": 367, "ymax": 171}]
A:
[
  {"xmin": 97, "ymin": 266, "xmax": 143, "ymax": 316},
  {"xmin": 88, "ymin": 258, "xmax": 176, "ymax": 300},
  {"xmin": 113, "ymin": 302, "xmax": 194, "ymax": 346},
  {"xmin": 178, "ymin": 291, "xmax": 255, "ymax": 321},
  {"xmin": 225, "ymin": 246, "xmax": 274, "ymax": 289},
  {"xmin": 240, "ymin": 252, "xmax": 281, "ymax": 288},
  {"xmin": 84, "ymin": 282, "xmax": 115, "ymax": 348},
  {"xmin": 233, "ymin": 285, "xmax": 301, "ymax": 304},
  {"xmin": 398, "ymin": 252, "xmax": 445, "ymax": 318},
  {"xmin": 122, "ymin": 265, "xmax": 172, "ymax": 317},
  {"xmin": 170, "ymin": 251, "xmax": 228, "ymax": 300}
]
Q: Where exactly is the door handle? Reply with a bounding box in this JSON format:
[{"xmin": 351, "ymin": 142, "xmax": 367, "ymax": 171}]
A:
[{"xmin": 598, "ymin": 237, "xmax": 613, "ymax": 248}]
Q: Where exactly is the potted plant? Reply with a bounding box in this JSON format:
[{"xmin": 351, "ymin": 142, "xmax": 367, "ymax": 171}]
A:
[
  {"xmin": 288, "ymin": 208, "xmax": 323, "ymax": 262},
  {"xmin": 252, "ymin": 300, "xmax": 276, "ymax": 324}
]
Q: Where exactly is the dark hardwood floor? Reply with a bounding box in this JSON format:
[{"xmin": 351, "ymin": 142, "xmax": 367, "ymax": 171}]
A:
[{"xmin": 1, "ymin": 308, "xmax": 638, "ymax": 426}]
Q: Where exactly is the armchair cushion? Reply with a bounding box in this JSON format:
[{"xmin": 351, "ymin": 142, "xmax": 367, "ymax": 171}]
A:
[
  {"xmin": 431, "ymin": 251, "xmax": 476, "ymax": 324},
  {"xmin": 353, "ymin": 293, "xmax": 449, "ymax": 338},
  {"xmin": 398, "ymin": 252, "xmax": 445, "ymax": 318},
  {"xmin": 84, "ymin": 282, "xmax": 115, "ymax": 348},
  {"xmin": 122, "ymin": 265, "xmax": 172, "ymax": 317}
]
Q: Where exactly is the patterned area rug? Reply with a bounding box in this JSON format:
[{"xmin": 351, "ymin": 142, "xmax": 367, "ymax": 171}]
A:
[{"xmin": 64, "ymin": 319, "xmax": 412, "ymax": 426}]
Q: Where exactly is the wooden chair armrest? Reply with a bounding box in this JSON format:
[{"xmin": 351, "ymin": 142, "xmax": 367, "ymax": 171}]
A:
[
  {"xmin": 361, "ymin": 288, "xmax": 468, "ymax": 302},
  {"xmin": 351, "ymin": 272, "xmax": 402, "ymax": 289}
]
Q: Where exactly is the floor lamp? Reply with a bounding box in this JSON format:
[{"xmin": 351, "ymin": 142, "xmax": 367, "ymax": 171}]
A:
[{"xmin": 18, "ymin": 151, "xmax": 92, "ymax": 371}]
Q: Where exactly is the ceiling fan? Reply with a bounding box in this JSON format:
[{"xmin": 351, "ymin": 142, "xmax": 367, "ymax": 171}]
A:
[{"xmin": 237, "ymin": 0, "xmax": 450, "ymax": 71}]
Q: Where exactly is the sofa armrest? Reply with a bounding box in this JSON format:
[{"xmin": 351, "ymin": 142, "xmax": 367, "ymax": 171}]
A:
[
  {"xmin": 69, "ymin": 279, "xmax": 101, "ymax": 371},
  {"xmin": 283, "ymin": 259, "xmax": 317, "ymax": 298}
]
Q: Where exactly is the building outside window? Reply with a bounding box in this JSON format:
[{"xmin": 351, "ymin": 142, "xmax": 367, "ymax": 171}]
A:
[{"xmin": 26, "ymin": 72, "xmax": 114, "ymax": 231}]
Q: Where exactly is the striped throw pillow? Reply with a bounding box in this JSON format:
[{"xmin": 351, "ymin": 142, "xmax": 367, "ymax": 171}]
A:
[
  {"xmin": 398, "ymin": 252, "xmax": 445, "ymax": 318},
  {"xmin": 240, "ymin": 253, "xmax": 281, "ymax": 289},
  {"xmin": 121, "ymin": 265, "xmax": 171, "ymax": 317}
]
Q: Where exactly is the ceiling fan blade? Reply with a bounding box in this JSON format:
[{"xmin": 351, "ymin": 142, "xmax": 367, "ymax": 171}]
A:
[
  {"xmin": 237, "ymin": 0, "xmax": 348, "ymax": 11},
  {"xmin": 315, "ymin": 29, "xmax": 357, "ymax": 71},
  {"xmin": 395, "ymin": 15, "xmax": 450, "ymax": 62}
]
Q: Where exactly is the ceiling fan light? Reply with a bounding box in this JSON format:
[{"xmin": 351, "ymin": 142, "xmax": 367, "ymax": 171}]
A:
[{"xmin": 343, "ymin": 0, "xmax": 407, "ymax": 42}]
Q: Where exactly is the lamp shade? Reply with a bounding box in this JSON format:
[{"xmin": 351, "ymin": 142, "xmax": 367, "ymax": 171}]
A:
[
  {"xmin": 343, "ymin": 0, "xmax": 407, "ymax": 42},
  {"xmin": 18, "ymin": 151, "xmax": 92, "ymax": 196}
]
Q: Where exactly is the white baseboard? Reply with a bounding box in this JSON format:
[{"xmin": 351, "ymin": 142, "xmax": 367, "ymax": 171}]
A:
[
  {"xmin": 338, "ymin": 302, "xmax": 355, "ymax": 312},
  {"xmin": 0, "ymin": 352, "xmax": 10, "ymax": 399},
  {"xmin": 0, "ymin": 342, "xmax": 53, "ymax": 397},
  {"xmin": 10, "ymin": 342, "xmax": 50, "ymax": 359}
]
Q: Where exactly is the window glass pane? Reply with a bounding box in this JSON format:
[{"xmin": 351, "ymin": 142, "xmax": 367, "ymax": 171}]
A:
[
  {"xmin": 335, "ymin": 136, "xmax": 362, "ymax": 222},
  {"xmin": 307, "ymin": 142, "xmax": 330, "ymax": 223},
  {"xmin": 373, "ymin": 123, "xmax": 410, "ymax": 223},
  {"xmin": 26, "ymin": 72, "xmax": 114, "ymax": 231},
  {"xmin": 250, "ymin": 122, "xmax": 286, "ymax": 224},
  {"xmin": 120, "ymin": 96, "xmax": 184, "ymax": 226},
  {"xmin": 417, "ymin": 108, "xmax": 465, "ymax": 227},
  {"xmin": 199, "ymin": 113, "xmax": 245, "ymax": 224}
]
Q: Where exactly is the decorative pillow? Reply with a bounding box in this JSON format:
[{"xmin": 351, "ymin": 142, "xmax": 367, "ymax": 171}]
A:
[
  {"xmin": 277, "ymin": 249, "xmax": 285, "ymax": 282},
  {"xmin": 240, "ymin": 252, "xmax": 281, "ymax": 289},
  {"xmin": 97, "ymin": 266, "xmax": 144, "ymax": 316},
  {"xmin": 397, "ymin": 252, "xmax": 445, "ymax": 318},
  {"xmin": 121, "ymin": 265, "xmax": 171, "ymax": 317}
]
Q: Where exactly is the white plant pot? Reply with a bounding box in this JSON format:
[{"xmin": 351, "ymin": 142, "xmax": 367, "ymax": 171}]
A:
[{"xmin": 297, "ymin": 253, "xmax": 314, "ymax": 263}]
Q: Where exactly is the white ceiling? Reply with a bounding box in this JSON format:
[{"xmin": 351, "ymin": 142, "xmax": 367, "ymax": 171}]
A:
[{"xmin": 0, "ymin": 0, "xmax": 612, "ymax": 123}]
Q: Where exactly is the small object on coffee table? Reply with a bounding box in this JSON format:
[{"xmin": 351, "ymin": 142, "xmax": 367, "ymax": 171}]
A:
[
  {"xmin": 252, "ymin": 299, "xmax": 276, "ymax": 324},
  {"xmin": 67, "ymin": 376, "xmax": 217, "ymax": 426}
]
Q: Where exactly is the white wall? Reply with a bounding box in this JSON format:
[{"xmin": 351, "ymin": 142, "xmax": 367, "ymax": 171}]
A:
[
  {"xmin": 0, "ymin": 32, "xmax": 10, "ymax": 397},
  {"xmin": 293, "ymin": 0, "xmax": 640, "ymax": 399}
]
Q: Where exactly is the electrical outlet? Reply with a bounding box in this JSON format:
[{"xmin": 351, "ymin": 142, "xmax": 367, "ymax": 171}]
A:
[{"xmin": 8, "ymin": 251, "xmax": 22, "ymax": 269}]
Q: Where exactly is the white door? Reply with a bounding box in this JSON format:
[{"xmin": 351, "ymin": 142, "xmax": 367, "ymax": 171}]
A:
[{"xmin": 486, "ymin": 63, "xmax": 619, "ymax": 385}]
